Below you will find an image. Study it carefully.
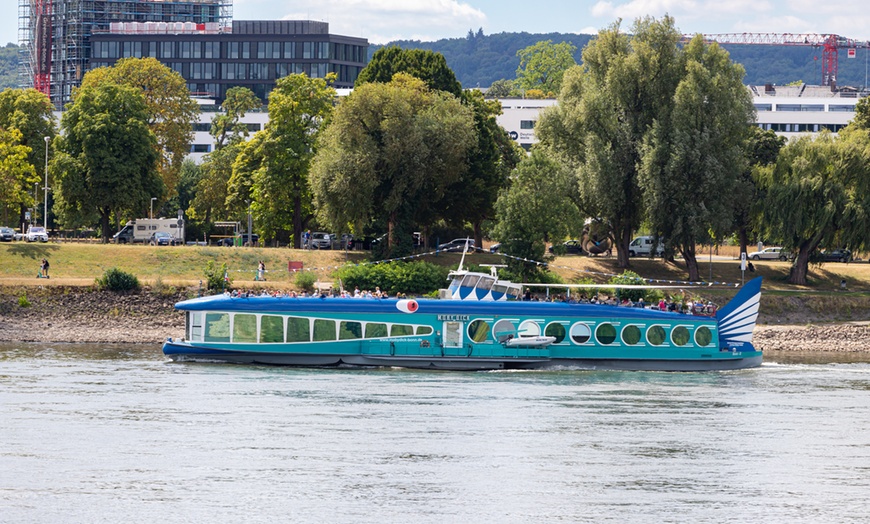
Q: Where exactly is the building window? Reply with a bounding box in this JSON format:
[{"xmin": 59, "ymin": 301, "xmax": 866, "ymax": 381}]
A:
[
  {"xmin": 754, "ymin": 104, "xmax": 772, "ymax": 111},
  {"xmin": 256, "ymin": 42, "xmax": 266, "ymax": 59},
  {"xmin": 520, "ymin": 120, "xmax": 535, "ymax": 129},
  {"xmin": 205, "ymin": 41, "xmax": 219, "ymax": 59},
  {"xmin": 829, "ymin": 104, "xmax": 856, "ymax": 112},
  {"xmin": 242, "ymin": 42, "xmax": 251, "ymax": 59},
  {"xmin": 303, "ymin": 42, "xmax": 313, "ymax": 59},
  {"xmin": 191, "ymin": 144, "xmax": 211, "ymax": 153},
  {"xmin": 181, "ymin": 41, "xmax": 191, "ymax": 58},
  {"xmin": 228, "ymin": 42, "xmax": 239, "ymax": 59},
  {"xmin": 283, "ymin": 41, "xmax": 295, "ymax": 59}
]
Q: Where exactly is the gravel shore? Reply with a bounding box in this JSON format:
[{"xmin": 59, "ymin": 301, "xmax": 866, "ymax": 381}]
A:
[{"xmin": 1, "ymin": 286, "xmax": 868, "ymax": 352}]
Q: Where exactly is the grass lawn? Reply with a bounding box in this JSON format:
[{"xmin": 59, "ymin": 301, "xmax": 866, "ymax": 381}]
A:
[{"xmin": 2, "ymin": 242, "xmax": 870, "ymax": 295}]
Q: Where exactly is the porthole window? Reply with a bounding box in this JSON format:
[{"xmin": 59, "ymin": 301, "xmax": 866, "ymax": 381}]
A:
[
  {"xmin": 595, "ymin": 323, "xmax": 617, "ymax": 345},
  {"xmin": 492, "ymin": 319, "xmax": 516, "ymax": 343},
  {"xmin": 622, "ymin": 325, "xmax": 641, "ymax": 345},
  {"xmin": 695, "ymin": 326, "xmax": 713, "ymax": 347},
  {"xmin": 518, "ymin": 320, "xmax": 541, "ymax": 337},
  {"xmin": 672, "ymin": 326, "xmax": 690, "ymax": 346},
  {"xmin": 544, "ymin": 323, "xmax": 566, "ymax": 344},
  {"xmin": 467, "ymin": 319, "xmax": 491, "ymax": 343},
  {"xmin": 647, "ymin": 325, "xmax": 666, "ymax": 346},
  {"xmin": 570, "ymin": 323, "xmax": 591, "ymax": 344}
]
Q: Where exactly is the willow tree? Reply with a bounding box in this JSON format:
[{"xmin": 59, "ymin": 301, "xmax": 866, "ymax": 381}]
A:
[
  {"xmin": 536, "ymin": 17, "xmax": 684, "ymax": 268},
  {"xmin": 515, "ymin": 40, "xmax": 577, "ymax": 97},
  {"xmin": 639, "ymin": 36, "xmax": 754, "ymax": 281},
  {"xmin": 310, "ymin": 74, "xmax": 475, "ymax": 258},
  {"xmin": 757, "ymin": 131, "xmax": 870, "ymax": 285},
  {"xmin": 80, "ymin": 58, "xmax": 198, "ymax": 200}
]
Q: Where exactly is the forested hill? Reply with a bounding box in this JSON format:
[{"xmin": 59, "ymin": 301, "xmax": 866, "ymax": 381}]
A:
[
  {"xmin": 0, "ymin": 43, "xmax": 19, "ymax": 91},
  {"xmin": 372, "ymin": 31, "xmax": 870, "ymax": 89}
]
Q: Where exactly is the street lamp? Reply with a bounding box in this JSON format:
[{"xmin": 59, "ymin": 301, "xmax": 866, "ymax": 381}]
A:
[
  {"xmin": 150, "ymin": 197, "xmax": 157, "ymax": 219},
  {"xmin": 43, "ymin": 136, "xmax": 50, "ymax": 229}
]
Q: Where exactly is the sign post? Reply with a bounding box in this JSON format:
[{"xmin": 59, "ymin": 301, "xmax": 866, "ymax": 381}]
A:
[{"xmin": 740, "ymin": 252, "xmax": 747, "ymax": 285}]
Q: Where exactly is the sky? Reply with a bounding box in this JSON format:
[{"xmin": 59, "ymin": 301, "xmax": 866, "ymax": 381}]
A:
[{"xmin": 4, "ymin": 0, "xmax": 870, "ymax": 47}]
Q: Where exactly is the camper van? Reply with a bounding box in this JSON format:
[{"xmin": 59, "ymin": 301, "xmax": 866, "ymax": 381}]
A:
[
  {"xmin": 113, "ymin": 218, "xmax": 185, "ymax": 244},
  {"xmin": 628, "ymin": 236, "xmax": 664, "ymax": 257}
]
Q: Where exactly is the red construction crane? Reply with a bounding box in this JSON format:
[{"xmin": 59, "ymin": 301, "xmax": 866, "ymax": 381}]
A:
[
  {"xmin": 33, "ymin": 0, "xmax": 52, "ymax": 96},
  {"xmin": 687, "ymin": 33, "xmax": 870, "ymax": 87}
]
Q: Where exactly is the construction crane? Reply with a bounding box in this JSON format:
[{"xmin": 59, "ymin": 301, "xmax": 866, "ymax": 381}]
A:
[{"xmin": 688, "ymin": 33, "xmax": 870, "ymax": 87}]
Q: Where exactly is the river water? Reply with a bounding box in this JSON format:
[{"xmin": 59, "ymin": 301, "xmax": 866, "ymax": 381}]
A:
[{"xmin": 2, "ymin": 344, "xmax": 870, "ymax": 523}]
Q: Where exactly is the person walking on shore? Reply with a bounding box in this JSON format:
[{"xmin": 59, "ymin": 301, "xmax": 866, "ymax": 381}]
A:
[{"xmin": 257, "ymin": 261, "xmax": 265, "ymax": 281}]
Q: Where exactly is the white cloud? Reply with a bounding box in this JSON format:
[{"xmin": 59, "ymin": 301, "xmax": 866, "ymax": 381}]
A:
[{"xmin": 590, "ymin": 0, "xmax": 698, "ymax": 20}]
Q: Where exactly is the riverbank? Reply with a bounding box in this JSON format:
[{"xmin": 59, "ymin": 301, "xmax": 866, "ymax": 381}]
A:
[{"xmin": 2, "ymin": 285, "xmax": 869, "ymax": 351}]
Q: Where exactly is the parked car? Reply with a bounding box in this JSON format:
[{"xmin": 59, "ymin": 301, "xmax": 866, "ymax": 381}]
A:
[
  {"xmin": 309, "ymin": 232, "xmax": 333, "ymax": 249},
  {"xmin": 748, "ymin": 247, "xmax": 790, "ymax": 261},
  {"xmin": 438, "ymin": 238, "xmax": 475, "ymax": 251},
  {"xmin": 149, "ymin": 231, "xmax": 179, "ymax": 246},
  {"xmin": 820, "ymin": 248, "xmax": 852, "ymax": 263},
  {"xmin": 25, "ymin": 226, "xmax": 49, "ymax": 242},
  {"xmin": 219, "ymin": 233, "xmax": 259, "ymax": 246},
  {"xmin": 548, "ymin": 239, "xmax": 584, "ymax": 255},
  {"xmin": 0, "ymin": 227, "xmax": 15, "ymax": 242}
]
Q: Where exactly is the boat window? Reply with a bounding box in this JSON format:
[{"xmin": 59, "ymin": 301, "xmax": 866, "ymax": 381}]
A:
[
  {"xmin": 287, "ymin": 317, "xmax": 310, "ymax": 343},
  {"xmin": 506, "ymin": 287, "xmax": 521, "ymax": 300},
  {"xmin": 204, "ymin": 313, "xmax": 230, "ymax": 343},
  {"xmin": 570, "ymin": 323, "xmax": 591, "ymax": 344},
  {"xmin": 467, "ymin": 320, "xmax": 490, "ymax": 343},
  {"xmin": 518, "ymin": 320, "xmax": 540, "ymax": 337},
  {"xmin": 477, "ymin": 277, "xmax": 494, "ymax": 291},
  {"xmin": 671, "ymin": 326, "xmax": 690, "ymax": 346},
  {"xmin": 695, "ymin": 326, "xmax": 713, "ymax": 347},
  {"xmin": 260, "ymin": 315, "xmax": 284, "ymax": 343},
  {"xmin": 189, "ymin": 312, "xmax": 203, "ymax": 341},
  {"xmin": 621, "ymin": 325, "xmax": 642, "ymax": 345},
  {"xmin": 340, "ymin": 321, "xmax": 362, "ymax": 340},
  {"xmin": 461, "ymin": 275, "xmax": 481, "ymax": 289},
  {"xmin": 313, "ymin": 319, "xmax": 336, "ymax": 341},
  {"xmin": 416, "ymin": 326, "xmax": 433, "ymax": 336},
  {"xmin": 647, "ymin": 325, "xmax": 666, "ymax": 346},
  {"xmin": 450, "ymin": 275, "xmax": 464, "ymax": 288},
  {"xmin": 595, "ymin": 323, "xmax": 617, "ymax": 345},
  {"xmin": 233, "ymin": 314, "xmax": 257, "ymax": 343},
  {"xmin": 365, "ymin": 323, "xmax": 388, "ymax": 338},
  {"xmin": 492, "ymin": 284, "xmax": 507, "ymax": 294},
  {"xmin": 492, "ymin": 319, "xmax": 516, "ymax": 343},
  {"xmin": 390, "ymin": 325, "xmax": 413, "ymax": 337},
  {"xmin": 544, "ymin": 322, "xmax": 566, "ymax": 344}
]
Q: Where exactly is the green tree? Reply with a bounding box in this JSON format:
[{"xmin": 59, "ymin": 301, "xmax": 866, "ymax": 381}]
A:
[
  {"xmin": 485, "ymin": 79, "xmax": 518, "ymax": 98},
  {"xmin": 0, "ymin": 88, "xmax": 56, "ymax": 225},
  {"xmin": 853, "ymin": 96, "xmax": 870, "ymax": 130},
  {"xmin": 437, "ymin": 90, "xmax": 522, "ymax": 247},
  {"xmin": 733, "ymin": 126, "xmax": 786, "ymax": 256},
  {"xmin": 53, "ymin": 82, "xmax": 161, "ymax": 242},
  {"xmin": 228, "ymin": 73, "xmax": 336, "ymax": 246},
  {"xmin": 492, "ymin": 149, "xmax": 583, "ymax": 280},
  {"xmin": 189, "ymin": 141, "xmax": 240, "ymax": 227},
  {"xmin": 755, "ymin": 132, "xmax": 870, "ymax": 285},
  {"xmin": 311, "ymin": 74, "xmax": 475, "ymax": 258},
  {"xmin": 80, "ymin": 58, "xmax": 198, "ymax": 202},
  {"xmin": 0, "ymin": 128, "xmax": 37, "ymax": 224},
  {"xmin": 515, "ymin": 40, "xmax": 577, "ymax": 97},
  {"xmin": 356, "ymin": 47, "xmax": 462, "ymax": 97},
  {"xmin": 536, "ymin": 18, "xmax": 683, "ymax": 268},
  {"xmin": 639, "ymin": 36, "xmax": 755, "ymax": 281},
  {"xmin": 211, "ymin": 86, "xmax": 262, "ymax": 150}
]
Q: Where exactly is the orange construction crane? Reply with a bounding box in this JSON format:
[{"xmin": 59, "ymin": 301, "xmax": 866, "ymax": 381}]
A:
[{"xmin": 687, "ymin": 33, "xmax": 870, "ymax": 87}]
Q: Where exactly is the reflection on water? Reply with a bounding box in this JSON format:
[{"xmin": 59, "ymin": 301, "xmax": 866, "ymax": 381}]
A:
[{"xmin": 2, "ymin": 343, "xmax": 870, "ymax": 523}]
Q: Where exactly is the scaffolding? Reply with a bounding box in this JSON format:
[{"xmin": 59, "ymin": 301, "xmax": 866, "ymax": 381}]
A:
[{"xmin": 18, "ymin": 0, "xmax": 233, "ymax": 108}]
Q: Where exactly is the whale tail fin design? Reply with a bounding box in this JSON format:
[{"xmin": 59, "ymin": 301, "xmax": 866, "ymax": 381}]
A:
[{"xmin": 716, "ymin": 277, "xmax": 762, "ymax": 351}]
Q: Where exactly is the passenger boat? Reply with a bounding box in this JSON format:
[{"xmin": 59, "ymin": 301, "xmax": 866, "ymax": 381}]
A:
[{"xmin": 162, "ymin": 263, "xmax": 764, "ymax": 371}]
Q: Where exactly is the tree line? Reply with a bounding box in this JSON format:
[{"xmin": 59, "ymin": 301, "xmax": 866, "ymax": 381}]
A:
[{"xmin": 2, "ymin": 17, "xmax": 870, "ymax": 287}]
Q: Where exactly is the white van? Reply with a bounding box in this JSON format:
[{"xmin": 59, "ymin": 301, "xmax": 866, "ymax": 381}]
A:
[{"xmin": 629, "ymin": 236, "xmax": 664, "ymax": 257}]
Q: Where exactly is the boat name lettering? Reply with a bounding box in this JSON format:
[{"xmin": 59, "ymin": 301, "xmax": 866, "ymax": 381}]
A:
[{"xmin": 438, "ymin": 314, "xmax": 470, "ymax": 321}]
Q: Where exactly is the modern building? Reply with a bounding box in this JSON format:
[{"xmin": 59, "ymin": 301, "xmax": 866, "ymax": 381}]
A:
[
  {"xmin": 493, "ymin": 84, "xmax": 868, "ymax": 149},
  {"xmin": 18, "ymin": 0, "xmax": 232, "ymax": 108},
  {"xmin": 89, "ymin": 20, "xmax": 368, "ymax": 103}
]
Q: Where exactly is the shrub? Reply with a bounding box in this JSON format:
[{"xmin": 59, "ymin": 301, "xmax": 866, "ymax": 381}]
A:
[
  {"xmin": 95, "ymin": 267, "xmax": 141, "ymax": 292},
  {"xmin": 18, "ymin": 292, "xmax": 31, "ymax": 308},
  {"xmin": 334, "ymin": 261, "xmax": 450, "ymax": 295},
  {"xmin": 608, "ymin": 270, "xmax": 648, "ymax": 303},
  {"xmin": 295, "ymin": 271, "xmax": 318, "ymax": 293},
  {"xmin": 204, "ymin": 260, "xmax": 231, "ymax": 291}
]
